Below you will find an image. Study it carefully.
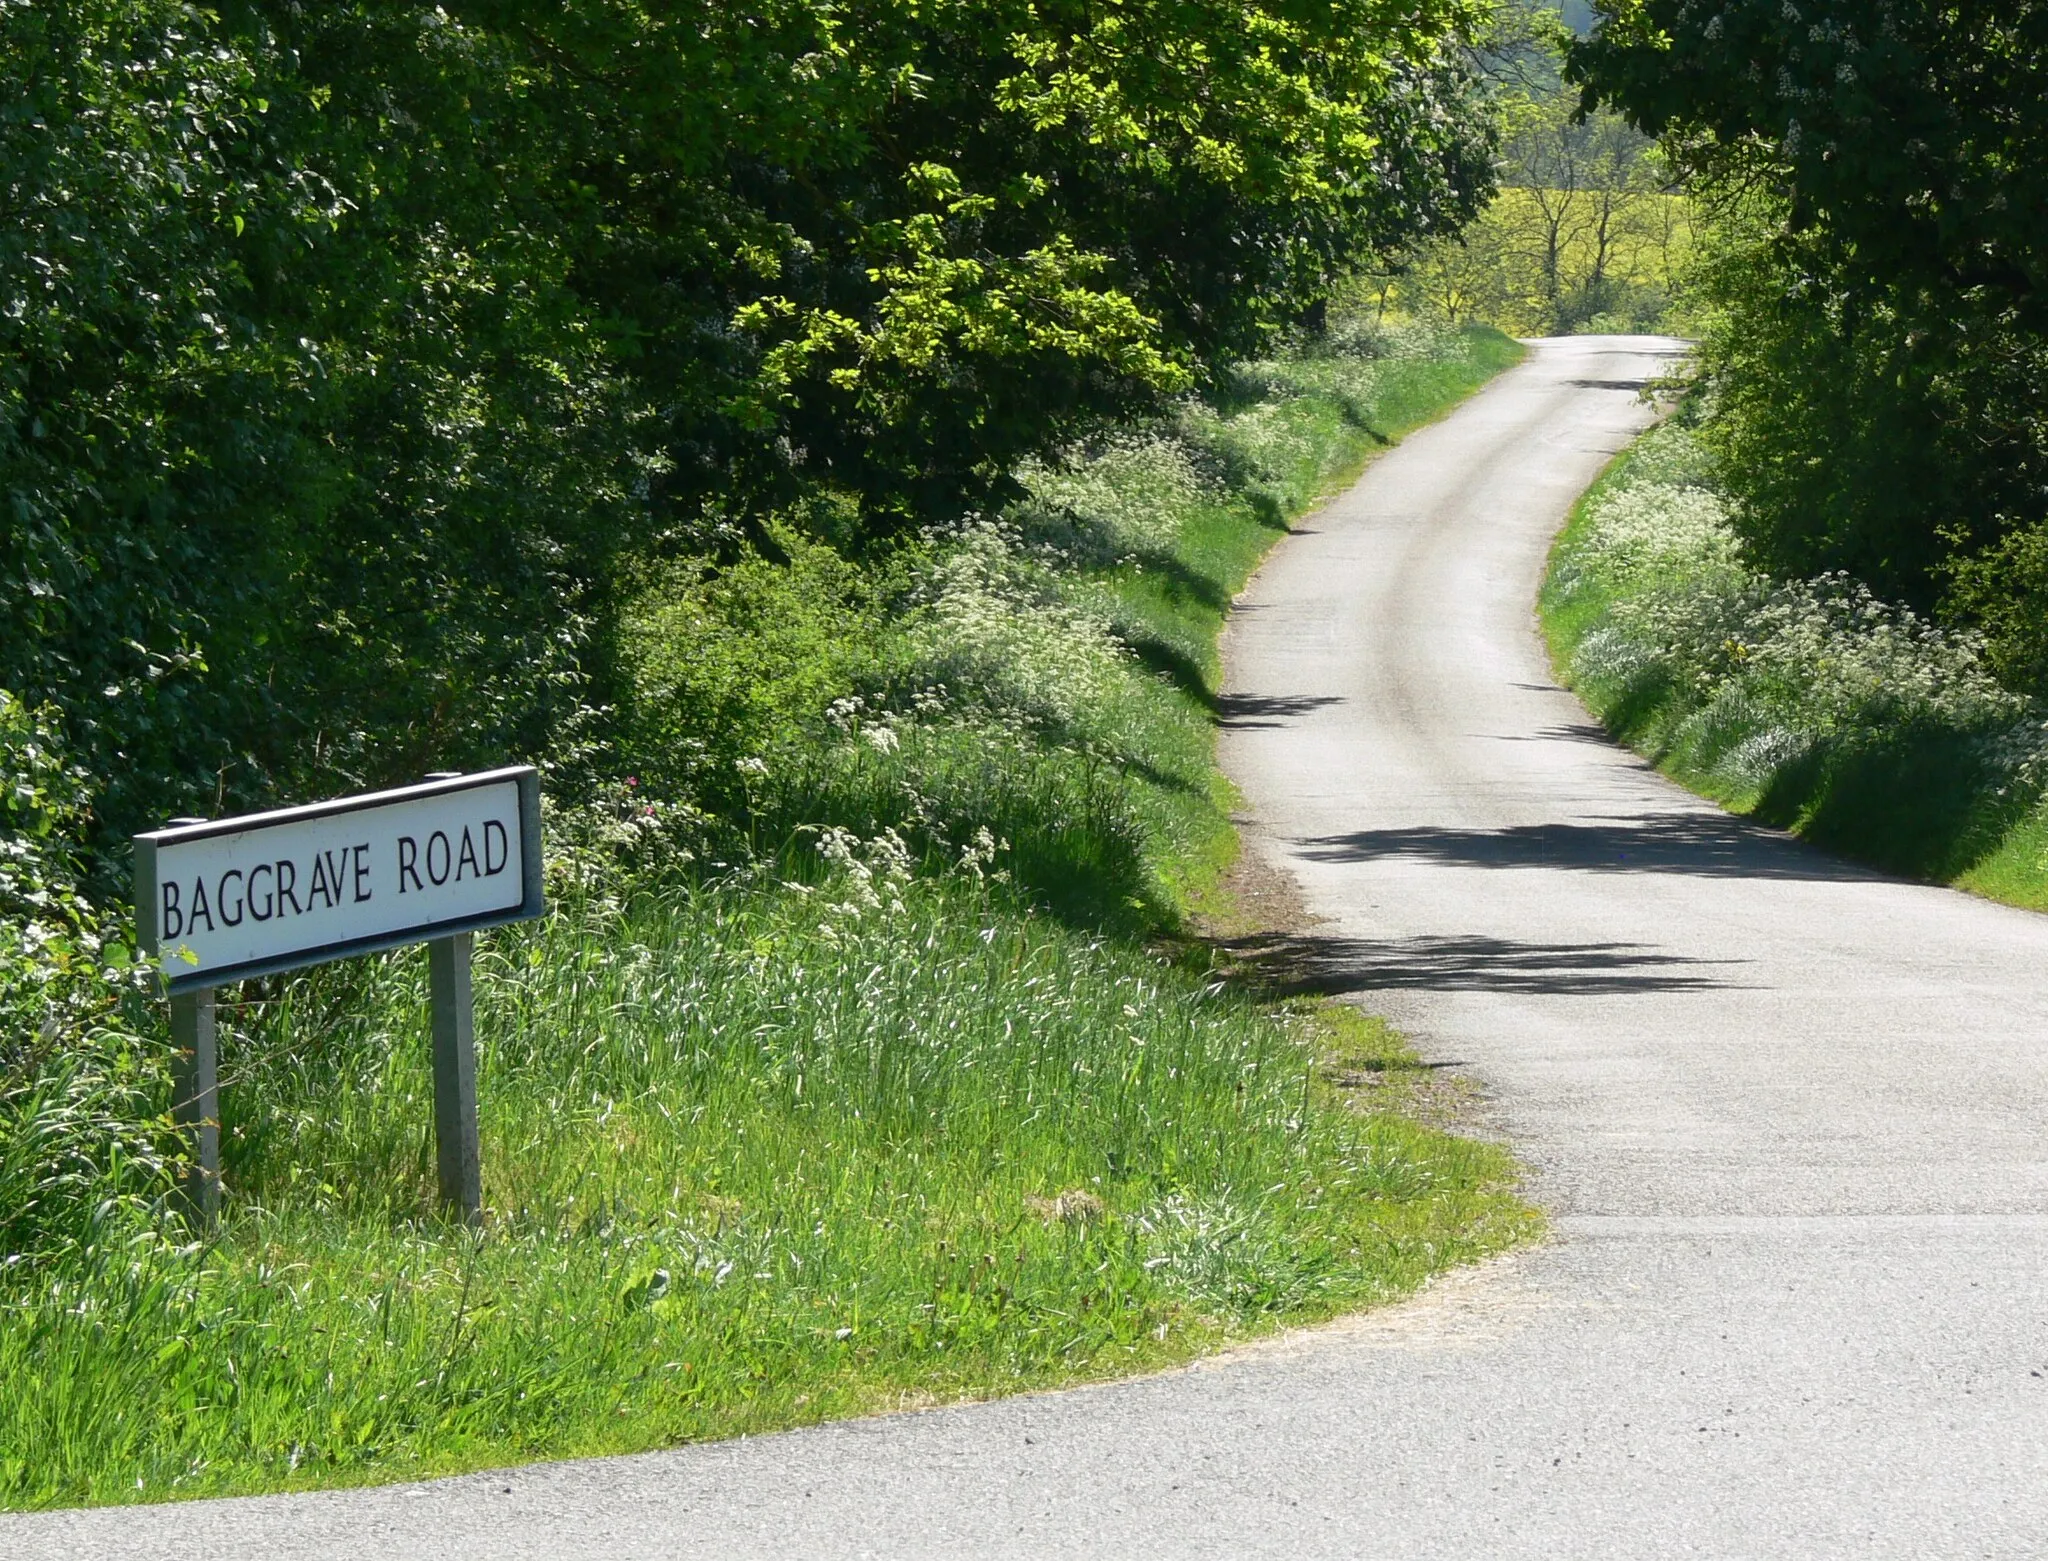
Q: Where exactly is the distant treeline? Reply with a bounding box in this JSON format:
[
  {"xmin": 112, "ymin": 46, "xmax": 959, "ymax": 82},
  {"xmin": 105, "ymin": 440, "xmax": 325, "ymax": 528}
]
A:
[
  {"xmin": 1366, "ymin": 81, "xmax": 1694, "ymax": 335},
  {"xmin": 1575, "ymin": 0, "xmax": 2048, "ymax": 700},
  {"xmin": 1, "ymin": 0, "xmax": 1497, "ymax": 863}
]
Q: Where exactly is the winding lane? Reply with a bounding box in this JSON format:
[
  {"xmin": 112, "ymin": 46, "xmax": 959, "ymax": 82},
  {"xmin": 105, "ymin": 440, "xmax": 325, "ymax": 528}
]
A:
[{"xmin": 12, "ymin": 336, "xmax": 2047, "ymax": 1559}]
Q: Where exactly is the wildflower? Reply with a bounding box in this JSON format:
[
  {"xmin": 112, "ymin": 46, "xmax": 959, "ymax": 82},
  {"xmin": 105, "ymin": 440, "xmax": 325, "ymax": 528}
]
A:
[
  {"xmin": 904, "ymin": 519, "xmax": 1132, "ymax": 738},
  {"xmin": 1559, "ymin": 421, "xmax": 2045, "ymax": 811},
  {"xmin": 956, "ymin": 826, "xmax": 1002, "ymax": 880}
]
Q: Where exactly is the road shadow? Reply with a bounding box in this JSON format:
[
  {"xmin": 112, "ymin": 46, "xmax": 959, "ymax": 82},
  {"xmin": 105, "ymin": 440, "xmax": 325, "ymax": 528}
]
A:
[
  {"xmin": 1486, "ymin": 722, "xmax": 1624, "ymax": 748},
  {"xmin": 1295, "ymin": 811, "xmax": 1882, "ymax": 882},
  {"xmin": 1219, "ymin": 692, "xmax": 1344, "ymax": 729},
  {"xmin": 1219, "ymin": 931, "xmax": 1742, "ymax": 997}
]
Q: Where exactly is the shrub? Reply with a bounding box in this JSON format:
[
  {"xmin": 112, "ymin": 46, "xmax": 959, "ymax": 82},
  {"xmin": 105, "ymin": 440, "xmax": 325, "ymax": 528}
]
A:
[
  {"xmin": 1549, "ymin": 423, "xmax": 2048, "ymax": 879},
  {"xmin": 902, "ymin": 521, "xmax": 1138, "ymax": 747},
  {"xmin": 0, "ymin": 694, "xmax": 171, "ymax": 1268},
  {"xmin": 622, "ymin": 532, "xmax": 881, "ymax": 811}
]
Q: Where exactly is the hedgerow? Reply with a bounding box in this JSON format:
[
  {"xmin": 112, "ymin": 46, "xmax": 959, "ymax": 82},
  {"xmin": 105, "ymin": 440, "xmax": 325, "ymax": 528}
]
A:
[{"xmin": 1545, "ymin": 420, "xmax": 2048, "ymax": 883}]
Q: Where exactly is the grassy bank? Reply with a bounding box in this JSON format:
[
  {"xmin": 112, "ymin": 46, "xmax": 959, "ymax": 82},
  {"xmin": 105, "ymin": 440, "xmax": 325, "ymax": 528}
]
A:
[
  {"xmin": 2, "ymin": 323, "xmax": 1530, "ymax": 1509},
  {"xmin": 1541, "ymin": 417, "xmax": 2048, "ymax": 906}
]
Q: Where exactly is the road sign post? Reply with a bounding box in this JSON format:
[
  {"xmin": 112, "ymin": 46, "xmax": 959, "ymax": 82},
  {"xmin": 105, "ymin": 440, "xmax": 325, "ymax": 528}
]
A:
[
  {"xmin": 135, "ymin": 767, "xmax": 544, "ymax": 1228},
  {"xmin": 168, "ymin": 986, "xmax": 219, "ymax": 1226},
  {"xmin": 429, "ymin": 931, "xmax": 482, "ymax": 1222}
]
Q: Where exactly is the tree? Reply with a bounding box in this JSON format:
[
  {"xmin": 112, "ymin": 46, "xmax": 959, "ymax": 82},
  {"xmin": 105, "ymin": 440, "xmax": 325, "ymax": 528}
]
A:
[
  {"xmin": 1374, "ymin": 20, "xmax": 1688, "ymax": 335},
  {"xmin": 2, "ymin": 0, "xmax": 1502, "ymax": 860},
  {"xmin": 1574, "ymin": 1, "xmax": 2048, "ymax": 332},
  {"xmin": 1573, "ymin": 1, "xmax": 2048, "ymax": 688},
  {"xmin": 1496, "ymin": 88, "xmax": 1670, "ymax": 328},
  {"xmin": 451, "ymin": 0, "xmax": 1501, "ymax": 528}
]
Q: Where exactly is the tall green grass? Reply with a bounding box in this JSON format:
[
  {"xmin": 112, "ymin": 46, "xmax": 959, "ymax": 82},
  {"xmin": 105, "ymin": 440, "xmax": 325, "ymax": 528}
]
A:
[
  {"xmin": 2, "ymin": 322, "xmax": 1531, "ymax": 1509},
  {"xmin": 1542, "ymin": 417, "xmax": 2048, "ymax": 903},
  {"xmin": 2, "ymin": 875, "xmax": 1527, "ymax": 1507}
]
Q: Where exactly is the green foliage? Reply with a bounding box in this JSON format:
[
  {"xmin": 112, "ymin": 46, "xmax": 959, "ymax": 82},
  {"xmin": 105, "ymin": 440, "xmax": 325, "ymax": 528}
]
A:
[
  {"xmin": 0, "ymin": 0, "xmax": 1521, "ymax": 1498},
  {"xmin": 0, "ymin": 874, "xmax": 1529, "ymax": 1509},
  {"xmin": 449, "ymin": 0, "xmax": 1500, "ymax": 520},
  {"xmin": 0, "ymin": 693, "xmax": 172, "ymax": 1271},
  {"xmin": 1, "ymin": 1, "xmax": 637, "ymax": 857},
  {"xmin": 0, "ymin": 693, "xmax": 90, "ymax": 936},
  {"xmin": 1575, "ymin": 0, "xmax": 2048, "ymax": 324},
  {"xmin": 624, "ymin": 531, "xmax": 883, "ymax": 810},
  {"xmin": 616, "ymin": 321, "xmax": 1521, "ymax": 937},
  {"xmin": 1573, "ymin": 2, "xmax": 2048, "ymax": 694},
  {"xmin": 0, "ymin": 327, "xmax": 1529, "ymax": 1507},
  {"xmin": 736, "ymin": 322, "xmax": 1520, "ymax": 932},
  {"xmin": 1362, "ymin": 24, "xmax": 1689, "ymax": 335},
  {"xmin": 1670, "ymin": 211, "xmax": 2048, "ymax": 629},
  {"xmin": 2, "ymin": 0, "xmax": 1498, "ymax": 866},
  {"xmin": 1949, "ymin": 525, "xmax": 2048, "ymax": 697},
  {"xmin": 1382, "ymin": 184, "xmax": 1694, "ymax": 333},
  {"xmin": 1542, "ymin": 420, "xmax": 2048, "ymax": 886}
]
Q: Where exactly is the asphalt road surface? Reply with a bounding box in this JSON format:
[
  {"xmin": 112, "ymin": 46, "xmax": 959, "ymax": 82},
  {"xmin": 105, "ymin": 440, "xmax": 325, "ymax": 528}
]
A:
[{"xmin": 11, "ymin": 336, "xmax": 2047, "ymax": 1559}]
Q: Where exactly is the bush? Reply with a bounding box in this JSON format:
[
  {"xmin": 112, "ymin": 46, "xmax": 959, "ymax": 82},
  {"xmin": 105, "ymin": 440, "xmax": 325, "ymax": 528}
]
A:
[
  {"xmin": 1576, "ymin": 3, "xmax": 2048, "ymax": 697},
  {"xmin": 3, "ymin": 0, "xmax": 1499, "ymax": 872},
  {"xmin": 1546, "ymin": 422, "xmax": 2048, "ymax": 881},
  {"xmin": 0, "ymin": 694, "xmax": 171, "ymax": 1269},
  {"xmin": 623, "ymin": 532, "xmax": 882, "ymax": 812}
]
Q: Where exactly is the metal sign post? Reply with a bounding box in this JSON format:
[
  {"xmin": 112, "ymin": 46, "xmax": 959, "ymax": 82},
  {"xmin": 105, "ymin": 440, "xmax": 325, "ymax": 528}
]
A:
[
  {"xmin": 135, "ymin": 767, "xmax": 544, "ymax": 1228},
  {"xmin": 168, "ymin": 987, "xmax": 219, "ymax": 1226},
  {"xmin": 428, "ymin": 931, "xmax": 482, "ymax": 1222}
]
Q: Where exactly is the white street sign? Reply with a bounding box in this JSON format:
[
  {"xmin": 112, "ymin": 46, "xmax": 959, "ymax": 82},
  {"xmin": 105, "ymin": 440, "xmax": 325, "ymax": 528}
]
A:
[{"xmin": 134, "ymin": 767, "xmax": 544, "ymax": 992}]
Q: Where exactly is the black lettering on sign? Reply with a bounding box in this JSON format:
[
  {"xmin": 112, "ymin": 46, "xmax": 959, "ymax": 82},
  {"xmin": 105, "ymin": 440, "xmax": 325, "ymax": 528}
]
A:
[
  {"xmin": 321, "ymin": 849, "xmax": 347, "ymax": 909},
  {"xmin": 276, "ymin": 858, "xmax": 302, "ymax": 917},
  {"xmin": 188, "ymin": 876, "xmax": 216, "ymax": 935},
  {"xmin": 249, "ymin": 863, "xmax": 275, "ymax": 921},
  {"xmin": 427, "ymin": 830, "xmax": 451, "ymax": 886},
  {"xmin": 308, "ymin": 851, "xmax": 334, "ymax": 911},
  {"xmin": 398, "ymin": 836, "xmax": 422, "ymax": 893},
  {"xmin": 352, "ymin": 843, "xmax": 372, "ymax": 903},
  {"xmin": 455, "ymin": 826, "xmax": 480, "ymax": 882},
  {"xmin": 484, "ymin": 819, "xmax": 509, "ymax": 876},
  {"xmin": 161, "ymin": 880, "xmax": 184, "ymax": 941},
  {"xmin": 219, "ymin": 869, "xmax": 246, "ymax": 928}
]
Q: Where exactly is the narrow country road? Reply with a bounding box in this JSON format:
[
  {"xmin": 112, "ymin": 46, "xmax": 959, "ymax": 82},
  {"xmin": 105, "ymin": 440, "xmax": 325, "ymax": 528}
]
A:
[{"xmin": 12, "ymin": 337, "xmax": 2047, "ymax": 1559}]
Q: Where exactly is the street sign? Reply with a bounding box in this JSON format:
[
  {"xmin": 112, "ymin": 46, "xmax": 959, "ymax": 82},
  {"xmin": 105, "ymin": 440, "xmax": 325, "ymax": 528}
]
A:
[
  {"xmin": 133, "ymin": 767, "xmax": 546, "ymax": 1227},
  {"xmin": 134, "ymin": 767, "xmax": 543, "ymax": 994}
]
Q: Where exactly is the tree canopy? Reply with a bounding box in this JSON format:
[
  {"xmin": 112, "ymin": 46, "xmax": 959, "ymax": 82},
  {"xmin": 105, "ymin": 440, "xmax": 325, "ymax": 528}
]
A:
[
  {"xmin": 2, "ymin": 0, "xmax": 1496, "ymax": 856},
  {"xmin": 1573, "ymin": 2, "xmax": 2048, "ymax": 690},
  {"xmin": 1575, "ymin": 0, "xmax": 2047, "ymax": 325}
]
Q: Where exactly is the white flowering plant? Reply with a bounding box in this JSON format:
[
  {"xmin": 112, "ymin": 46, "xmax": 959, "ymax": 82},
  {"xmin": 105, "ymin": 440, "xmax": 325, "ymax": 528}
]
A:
[
  {"xmin": 1, "ymin": 692, "xmax": 173, "ymax": 1266},
  {"xmin": 1547, "ymin": 420, "xmax": 2048, "ymax": 874}
]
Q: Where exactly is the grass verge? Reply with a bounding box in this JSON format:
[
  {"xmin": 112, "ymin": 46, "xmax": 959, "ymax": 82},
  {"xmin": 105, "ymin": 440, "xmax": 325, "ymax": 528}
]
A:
[
  {"xmin": 2, "ymin": 324, "xmax": 1531, "ymax": 1509},
  {"xmin": 1541, "ymin": 416, "xmax": 2048, "ymax": 906}
]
